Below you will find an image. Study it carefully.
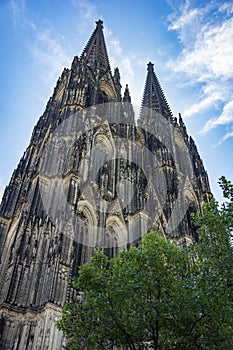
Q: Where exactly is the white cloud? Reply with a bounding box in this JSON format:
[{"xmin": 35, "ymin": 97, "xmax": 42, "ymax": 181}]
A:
[
  {"xmin": 71, "ymin": 0, "xmax": 99, "ymax": 21},
  {"xmin": 120, "ymin": 58, "xmax": 134, "ymax": 84},
  {"xmin": 105, "ymin": 27, "xmax": 123, "ymax": 59},
  {"xmin": 165, "ymin": 0, "xmax": 187, "ymax": 12},
  {"xmin": 31, "ymin": 30, "xmax": 71, "ymax": 83},
  {"xmin": 171, "ymin": 18, "xmax": 233, "ymax": 80},
  {"xmin": 216, "ymin": 125, "xmax": 233, "ymax": 145},
  {"xmin": 168, "ymin": 1, "xmax": 233, "ymax": 140},
  {"xmin": 222, "ymin": 130, "xmax": 233, "ymax": 142},
  {"xmin": 169, "ymin": 7, "xmax": 199, "ymax": 32},
  {"xmin": 10, "ymin": 1, "xmax": 71, "ymax": 85},
  {"xmin": 167, "ymin": 1, "xmax": 210, "ymax": 48},
  {"xmin": 183, "ymin": 91, "xmax": 221, "ymax": 118},
  {"xmin": 104, "ymin": 26, "xmax": 135, "ymax": 94},
  {"xmin": 10, "ymin": 0, "xmax": 25, "ymax": 25},
  {"xmin": 219, "ymin": 2, "xmax": 233, "ymax": 15},
  {"xmin": 200, "ymin": 100, "xmax": 233, "ymax": 134},
  {"xmin": 110, "ymin": 39, "xmax": 122, "ymax": 56},
  {"xmin": 10, "ymin": 0, "xmax": 36, "ymax": 30}
]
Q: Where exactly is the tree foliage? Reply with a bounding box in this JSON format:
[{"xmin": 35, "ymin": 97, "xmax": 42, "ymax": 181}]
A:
[{"xmin": 57, "ymin": 177, "xmax": 233, "ymax": 349}]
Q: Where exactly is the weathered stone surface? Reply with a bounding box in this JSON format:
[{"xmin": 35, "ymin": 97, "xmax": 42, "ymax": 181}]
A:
[{"xmin": 0, "ymin": 20, "xmax": 211, "ymax": 349}]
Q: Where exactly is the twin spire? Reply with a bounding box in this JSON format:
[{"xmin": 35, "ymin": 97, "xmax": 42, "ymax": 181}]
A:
[{"xmin": 80, "ymin": 20, "xmax": 172, "ymax": 117}]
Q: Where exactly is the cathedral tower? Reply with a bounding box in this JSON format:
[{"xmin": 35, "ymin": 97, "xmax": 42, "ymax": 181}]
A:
[{"xmin": 0, "ymin": 21, "xmax": 211, "ymax": 349}]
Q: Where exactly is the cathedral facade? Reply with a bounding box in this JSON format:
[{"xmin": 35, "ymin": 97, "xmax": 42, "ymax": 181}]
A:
[{"xmin": 0, "ymin": 21, "xmax": 211, "ymax": 349}]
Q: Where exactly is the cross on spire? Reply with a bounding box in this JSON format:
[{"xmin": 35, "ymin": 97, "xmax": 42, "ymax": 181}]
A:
[{"xmin": 96, "ymin": 19, "xmax": 103, "ymax": 28}]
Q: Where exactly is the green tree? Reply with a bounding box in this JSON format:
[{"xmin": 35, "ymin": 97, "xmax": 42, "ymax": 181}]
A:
[
  {"xmin": 58, "ymin": 178, "xmax": 233, "ymax": 349},
  {"xmin": 189, "ymin": 176, "xmax": 233, "ymax": 348}
]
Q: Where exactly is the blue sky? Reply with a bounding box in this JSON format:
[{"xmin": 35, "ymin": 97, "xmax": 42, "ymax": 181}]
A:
[{"xmin": 0, "ymin": 0, "xmax": 233, "ymax": 203}]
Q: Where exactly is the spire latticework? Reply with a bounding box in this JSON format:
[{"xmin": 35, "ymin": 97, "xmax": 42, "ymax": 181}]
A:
[
  {"xmin": 81, "ymin": 20, "xmax": 111, "ymax": 74},
  {"xmin": 141, "ymin": 62, "xmax": 172, "ymax": 119}
]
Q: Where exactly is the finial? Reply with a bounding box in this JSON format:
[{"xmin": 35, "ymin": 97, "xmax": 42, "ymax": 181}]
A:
[
  {"xmin": 114, "ymin": 67, "xmax": 120, "ymax": 74},
  {"xmin": 123, "ymin": 84, "xmax": 131, "ymax": 103},
  {"xmin": 147, "ymin": 62, "xmax": 154, "ymax": 71},
  {"xmin": 114, "ymin": 67, "xmax": 121, "ymax": 83},
  {"xmin": 96, "ymin": 19, "xmax": 104, "ymax": 28},
  {"xmin": 71, "ymin": 55, "xmax": 79, "ymax": 71}
]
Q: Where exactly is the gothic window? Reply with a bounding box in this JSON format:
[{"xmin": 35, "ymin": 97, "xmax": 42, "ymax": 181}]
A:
[
  {"xmin": 106, "ymin": 216, "xmax": 127, "ymax": 253},
  {"xmin": 98, "ymin": 90, "xmax": 108, "ymax": 104},
  {"xmin": 85, "ymin": 84, "xmax": 93, "ymax": 107},
  {"xmin": 92, "ymin": 134, "xmax": 114, "ymax": 185},
  {"xmin": 77, "ymin": 201, "xmax": 97, "ymax": 247},
  {"xmin": 93, "ymin": 143, "xmax": 108, "ymax": 181}
]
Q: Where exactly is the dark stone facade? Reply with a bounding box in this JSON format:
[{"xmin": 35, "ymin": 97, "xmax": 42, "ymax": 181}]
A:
[{"xmin": 0, "ymin": 20, "xmax": 211, "ymax": 349}]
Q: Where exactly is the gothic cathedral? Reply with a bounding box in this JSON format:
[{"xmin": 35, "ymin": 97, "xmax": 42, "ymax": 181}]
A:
[{"xmin": 0, "ymin": 21, "xmax": 211, "ymax": 349}]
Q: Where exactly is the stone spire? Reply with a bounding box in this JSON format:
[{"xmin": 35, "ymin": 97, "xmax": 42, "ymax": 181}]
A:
[
  {"xmin": 141, "ymin": 62, "xmax": 172, "ymax": 119},
  {"xmin": 80, "ymin": 20, "xmax": 111, "ymax": 74},
  {"xmin": 79, "ymin": 20, "xmax": 118, "ymax": 106}
]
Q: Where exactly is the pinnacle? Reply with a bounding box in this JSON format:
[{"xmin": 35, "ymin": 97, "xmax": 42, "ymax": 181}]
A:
[{"xmin": 123, "ymin": 84, "xmax": 131, "ymax": 103}]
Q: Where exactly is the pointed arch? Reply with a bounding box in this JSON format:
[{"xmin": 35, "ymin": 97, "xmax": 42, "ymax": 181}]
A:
[
  {"xmin": 92, "ymin": 131, "xmax": 115, "ymax": 185},
  {"xmin": 76, "ymin": 200, "xmax": 98, "ymax": 249},
  {"xmin": 99, "ymin": 76, "xmax": 117, "ymax": 101},
  {"xmin": 77, "ymin": 200, "xmax": 97, "ymax": 227},
  {"xmin": 106, "ymin": 215, "xmax": 128, "ymax": 249}
]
